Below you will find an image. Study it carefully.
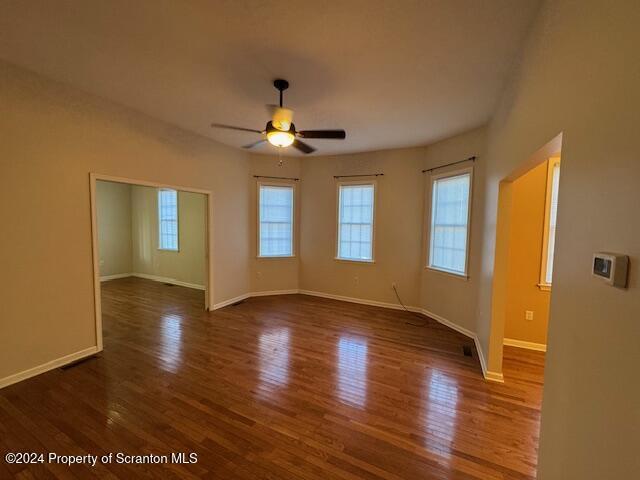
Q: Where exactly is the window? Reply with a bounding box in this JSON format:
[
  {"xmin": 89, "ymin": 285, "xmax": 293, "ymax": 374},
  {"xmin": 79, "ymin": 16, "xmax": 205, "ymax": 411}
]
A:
[
  {"xmin": 427, "ymin": 169, "xmax": 472, "ymax": 276},
  {"xmin": 337, "ymin": 183, "xmax": 375, "ymax": 262},
  {"xmin": 540, "ymin": 157, "xmax": 561, "ymax": 286},
  {"xmin": 258, "ymin": 184, "xmax": 294, "ymax": 257},
  {"xmin": 158, "ymin": 188, "xmax": 179, "ymax": 251}
]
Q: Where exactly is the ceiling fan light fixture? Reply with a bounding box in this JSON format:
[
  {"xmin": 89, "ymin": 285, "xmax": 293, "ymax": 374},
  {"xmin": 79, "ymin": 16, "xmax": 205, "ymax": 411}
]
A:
[
  {"xmin": 266, "ymin": 121, "xmax": 295, "ymax": 148},
  {"xmin": 267, "ymin": 130, "xmax": 295, "ymax": 148}
]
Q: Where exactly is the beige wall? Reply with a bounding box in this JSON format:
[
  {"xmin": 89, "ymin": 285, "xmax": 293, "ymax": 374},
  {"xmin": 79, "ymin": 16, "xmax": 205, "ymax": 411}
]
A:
[
  {"xmin": 0, "ymin": 61, "xmax": 251, "ymax": 381},
  {"xmin": 420, "ymin": 127, "xmax": 487, "ymax": 331},
  {"xmin": 504, "ymin": 161, "xmax": 550, "ymax": 345},
  {"xmin": 249, "ymin": 155, "xmax": 302, "ymax": 293},
  {"xmin": 3, "ymin": 0, "xmax": 640, "ymax": 473},
  {"xmin": 131, "ymin": 185, "xmax": 206, "ymax": 287},
  {"xmin": 250, "ymin": 128, "xmax": 486, "ymax": 322},
  {"xmin": 298, "ymin": 147, "xmax": 425, "ymax": 306},
  {"xmin": 96, "ymin": 180, "xmax": 132, "ymax": 277},
  {"xmin": 477, "ymin": 0, "xmax": 640, "ymax": 477}
]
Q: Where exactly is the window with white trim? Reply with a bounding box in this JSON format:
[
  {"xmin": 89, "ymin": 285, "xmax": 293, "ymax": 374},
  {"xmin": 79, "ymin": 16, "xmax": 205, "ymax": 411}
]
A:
[
  {"xmin": 337, "ymin": 183, "xmax": 375, "ymax": 262},
  {"xmin": 259, "ymin": 184, "xmax": 294, "ymax": 257},
  {"xmin": 541, "ymin": 158, "xmax": 561, "ymax": 286},
  {"xmin": 428, "ymin": 170, "xmax": 472, "ymax": 276},
  {"xmin": 158, "ymin": 188, "xmax": 179, "ymax": 251}
]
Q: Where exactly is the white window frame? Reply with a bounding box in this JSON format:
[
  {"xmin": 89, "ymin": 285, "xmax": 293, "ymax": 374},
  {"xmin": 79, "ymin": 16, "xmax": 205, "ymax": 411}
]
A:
[
  {"xmin": 257, "ymin": 181, "xmax": 296, "ymax": 258},
  {"xmin": 539, "ymin": 157, "xmax": 561, "ymax": 290},
  {"xmin": 335, "ymin": 180, "xmax": 377, "ymax": 263},
  {"xmin": 158, "ymin": 188, "xmax": 179, "ymax": 252},
  {"xmin": 425, "ymin": 166, "xmax": 473, "ymax": 278}
]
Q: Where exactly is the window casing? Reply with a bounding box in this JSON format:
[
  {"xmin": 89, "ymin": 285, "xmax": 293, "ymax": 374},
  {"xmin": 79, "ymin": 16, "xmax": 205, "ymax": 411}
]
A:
[
  {"xmin": 258, "ymin": 183, "xmax": 294, "ymax": 257},
  {"xmin": 336, "ymin": 182, "xmax": 375, "ymax": 262},
  {"xmin": 427, "ymin": 168, "xmax": 473, "ymax": 277},
  {"xmin": 540, "ymin": 157, "xmax": 561, "ymax": 287},
  {"xmin": 158, "ymin": 188, "xmax": 179, "ymax": 251}
]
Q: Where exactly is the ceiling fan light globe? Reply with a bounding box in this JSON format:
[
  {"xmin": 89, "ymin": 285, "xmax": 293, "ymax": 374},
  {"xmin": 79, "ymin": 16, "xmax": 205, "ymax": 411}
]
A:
[{"xmin": 267, "ymin": 130, "xmax": 295, "ymax": 148}]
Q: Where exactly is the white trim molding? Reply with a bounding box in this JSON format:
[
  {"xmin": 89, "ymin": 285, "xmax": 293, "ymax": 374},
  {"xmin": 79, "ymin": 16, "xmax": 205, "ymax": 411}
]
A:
[
  {"xmin": 484, "ymin": 370, "xmax": 505, "ymax": 383},
  {"xmin": 299, "ymin": 289, "xmax": 423, "ymax": 313},
  {"xmin": 100, "ymin": 272, "xmax": 206, "ymax": 291},
  {"xmin": 504, "ymin": 338, "xmax": 547, "ymax": 352},
  {"xmin": 212, "ymin": 292, "xmax": 252, "ymax": 310},
  {"xmin": 420, "ymin": 307, "xmax": 502, "ymax": 383},
  {"xmin": 100, "ymin": 272, "xmax": 133, "ymax": 282},
  {"xmin": 0, "ymin": 346, "xmax": 99, "ymax": 390},
  {"xmin": 211, "ymin": 289, "xmax": 299, "ymax": 310},
  {"xmin": 131, "ymin": 273, "xmax": 205, "ymax": 291},
  {"xmin": 251, "ymin": 289, "xmax": 300, "ymax": 297}
]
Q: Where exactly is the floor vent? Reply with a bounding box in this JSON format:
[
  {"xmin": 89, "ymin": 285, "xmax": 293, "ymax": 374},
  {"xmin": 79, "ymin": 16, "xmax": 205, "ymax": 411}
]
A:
[
  {"xmin": 231, "ymin": 299, "xmax": 246, "ymax": 306},
  {"xmin": 462, "ymin": 345, "xmax": 473, "ymax": 357},
  {"xmin": 164, "ymin": 283, "xmax": 174, "ymax": 287}
]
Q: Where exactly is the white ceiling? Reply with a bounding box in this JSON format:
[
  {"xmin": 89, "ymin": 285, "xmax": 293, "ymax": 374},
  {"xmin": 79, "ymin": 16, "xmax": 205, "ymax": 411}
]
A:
[{"xmin": 0, "ymin": 0, "xmax": 540, "ymax": 156}]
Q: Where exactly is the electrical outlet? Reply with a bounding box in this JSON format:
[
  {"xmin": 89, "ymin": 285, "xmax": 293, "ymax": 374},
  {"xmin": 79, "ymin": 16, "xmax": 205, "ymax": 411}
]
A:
[
  {"xmin": 391, "ymin": 282, "xmax": 397, "ymax": 289},
  {"xmin": 354, "ymin": 276, "xmax": 359, "ymax": 284},
  {"xmin": 99, "ymin": 259, "xmax": 105, "ymax": 266},
  {"xmin": 525, "ymin": 310, "xmax": 534, "ymax": 321}
]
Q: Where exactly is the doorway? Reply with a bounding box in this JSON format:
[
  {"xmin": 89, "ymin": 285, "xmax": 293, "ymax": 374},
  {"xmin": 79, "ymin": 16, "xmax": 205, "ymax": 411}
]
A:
[
  {"xmin": 488, "ymin": 134, "xmax": 562, "ymax": 380},
  {"xmin": 89, "ymin": 174, "xmax": 213, "ymax": 351}
]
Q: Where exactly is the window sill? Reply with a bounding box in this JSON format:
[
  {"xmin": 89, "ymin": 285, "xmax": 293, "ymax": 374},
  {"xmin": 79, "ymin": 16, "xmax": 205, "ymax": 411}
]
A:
[
  {"xmin": 158, "ymin": 248, "xmax": 180, "ymax": 252},
  {"xmin": 334, "ymin": 257, "xmax": 376, "ymax": 265},
  {"xmin": 257, "ymin": 255, "xmax": 296, "ymax": 259},
  {"xmin": 425, "ymin": 266, "xmax": 469, "ymax": 280},
  {"xmin": 537, "ymin": 283, "xmax": 552, "ymax": 292}
]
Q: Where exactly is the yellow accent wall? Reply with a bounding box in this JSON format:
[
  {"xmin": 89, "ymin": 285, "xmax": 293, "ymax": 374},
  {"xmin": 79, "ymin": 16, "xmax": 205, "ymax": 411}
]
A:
[{"xmin": 504, "ymin": 160, "xmax": 550, "ymax": 345}]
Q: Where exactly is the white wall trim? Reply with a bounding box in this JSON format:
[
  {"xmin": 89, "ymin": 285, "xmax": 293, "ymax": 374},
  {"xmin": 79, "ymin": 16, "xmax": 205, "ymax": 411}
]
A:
[
  {"xmin": 419, "ymin": 307, "xmax": 475, "ymax": 337},
  {"xmin": 100, "ymin": 273, "xmax": 132, "ymax": 282},
  {"xmin": 420, "ymin": 307, "xmax": 503, "ymax": 382},
  {"xmin": 503, "ymin": 338, "xmax": 547, "ymax": 352},
  {"xmin": 131, "ymin": 272, "xmax": 205, "ymax": 291},
  {"xmin": 211, "ymin": 289, "xmax": 299, "ymax": 310},
  {"xmin": 298, "ymin": 289, "xmax": 423, "ymax": 313},
  {"xmin": 251, "ymin": 289, "xmax": 300, "ymax": 297},
  {"xmin": 0, "ymin": 346, "xmax": 99, "ymax": 390},
  {"xmin": 212, "ymin": 292, "xmax": 252, "ymax": 310},
  {"xmin": 484, "ymin": 370, "xmax": 505, "ymax": 383}
]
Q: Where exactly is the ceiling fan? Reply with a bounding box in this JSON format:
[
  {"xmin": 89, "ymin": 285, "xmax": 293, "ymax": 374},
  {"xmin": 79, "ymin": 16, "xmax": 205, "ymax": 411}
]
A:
[{"xmin": 211, "ymin": 79, "xmax": 346, "ymax": 154}]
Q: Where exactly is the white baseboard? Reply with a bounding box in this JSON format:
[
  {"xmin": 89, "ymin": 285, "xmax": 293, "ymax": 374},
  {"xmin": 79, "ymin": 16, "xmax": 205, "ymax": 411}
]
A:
[
  {"xmin": 211, "ymin": 289, "xmax": 299, "ymax": 310},
  {"xmin": 100, "ymin": 272, "xmax": 205, "ymax": 291},
  {"xmin": 419, "ymin": 307, "xmax": 475, "ymax": 338},
  {"xmin": 419, "ymin": 307, "xmax": 502, "ymax": 382},
  {"xmin": 251, "ymin": 289, "xmax": 300, "ymax": 297},
  {"xmin": 503, "ymin": 338, "xmax": 547, "ymax": 352},
  {"xmin": 298, "ymin": 289, "xmax": 423, "ymax": 313},
  {"xmin": 0, "ymin": 346, "xmax": 99, "ymax": 390},
  {"xmin": 131, "ymin": 273, "xmax": 205, "ymax": 291},
  {"xmin": 212, "ymin": 292, "xmax": 252, "ymax": 310},
  {"xmin": 100, "ymin": 272, "xmax": 132, "ymax": 281},
  {"xmin": 484, "ymin": 370, "xmax": 505, "ymax": 382}
]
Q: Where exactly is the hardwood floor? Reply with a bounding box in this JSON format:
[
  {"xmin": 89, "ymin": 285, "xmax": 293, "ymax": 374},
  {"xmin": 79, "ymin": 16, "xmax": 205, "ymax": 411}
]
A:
[{"xmin": 0, "ymin": 277, "xmax": 545, "ymax": 479}]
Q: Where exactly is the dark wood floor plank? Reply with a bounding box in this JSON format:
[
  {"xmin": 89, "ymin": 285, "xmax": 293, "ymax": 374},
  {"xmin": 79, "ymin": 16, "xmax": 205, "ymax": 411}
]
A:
[{"xmin": 0, "ymin": 277, "xmax": 545, "ymax": 479}]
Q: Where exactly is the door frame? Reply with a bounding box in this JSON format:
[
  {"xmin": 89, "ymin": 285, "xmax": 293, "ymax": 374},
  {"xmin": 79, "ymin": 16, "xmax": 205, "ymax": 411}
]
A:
[{"xmin": 89, "ymin": 173, "xmax": 214, "ymax": 351}]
